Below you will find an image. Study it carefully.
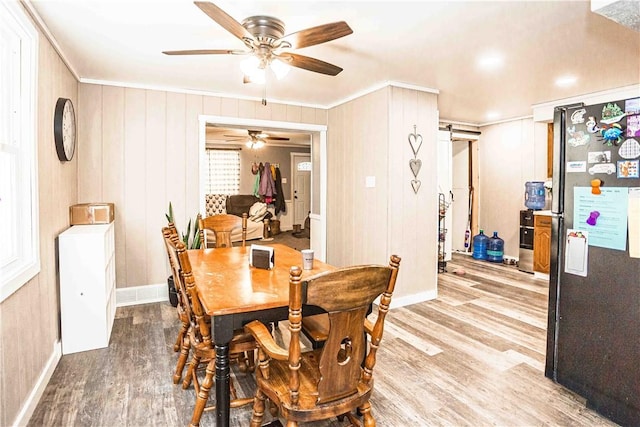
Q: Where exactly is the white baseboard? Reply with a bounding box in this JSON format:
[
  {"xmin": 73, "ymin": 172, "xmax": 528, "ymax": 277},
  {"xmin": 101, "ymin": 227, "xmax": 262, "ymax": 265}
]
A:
[
  {"xmin": 534, "ymin": 272, "xmax": 550, "ymax": 281},
  {"xmin": 116, "ymin": 282, "xmax": 168, "ymax": 307},
  {"xmin": 113, "ymin": 282, "xmax": 435, "ymax": 310},
  {"xmin": 13, "ymin": 340, "xmax": 62, "ymax": 427},
  {"xmin": 389, "ymin": 289, "xmax": 438, "ymax": 309}
]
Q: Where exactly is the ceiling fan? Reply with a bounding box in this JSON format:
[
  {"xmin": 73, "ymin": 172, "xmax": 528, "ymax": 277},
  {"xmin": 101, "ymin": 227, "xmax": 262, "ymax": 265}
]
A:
[
  {"xmin": 163, "ymin": 1, "xmax": 353, "ymax": 82},
  {"xmin": 225, "ymin": 129, "xmax": 290, "ymax": 149}
]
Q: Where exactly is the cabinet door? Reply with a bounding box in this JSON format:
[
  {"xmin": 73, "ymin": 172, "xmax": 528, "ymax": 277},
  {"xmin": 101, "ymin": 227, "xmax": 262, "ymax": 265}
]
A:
[{"xmin": 533, "ymin": 216, "xmax": 551, "ymax": 273}]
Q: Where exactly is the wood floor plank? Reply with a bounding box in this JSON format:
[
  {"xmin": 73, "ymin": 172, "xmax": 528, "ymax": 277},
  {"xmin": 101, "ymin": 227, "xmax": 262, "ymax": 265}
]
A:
[{"xmin": 27, "ymin": 254, "xmax": 619, "ymax": 426}]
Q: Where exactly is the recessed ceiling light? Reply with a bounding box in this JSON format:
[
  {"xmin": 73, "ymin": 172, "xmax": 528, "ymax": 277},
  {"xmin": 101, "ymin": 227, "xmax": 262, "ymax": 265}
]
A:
[
  {"xmin": 486, "ymin": 111, "xmax": 500, "ymax": 120},
  {"xmin": 555, "ymin": 75, "xmax": 577, "ymax": 87},
  {"xmin": 477, "ymin": 53, "xmax": 504, "ymax": 70}
]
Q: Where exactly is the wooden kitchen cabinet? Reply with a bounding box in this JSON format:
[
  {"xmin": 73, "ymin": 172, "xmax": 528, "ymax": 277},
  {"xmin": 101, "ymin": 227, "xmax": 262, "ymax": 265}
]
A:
[{"xmin": 533, "ymin": 214, "xmax": 551, "ymax": 274}]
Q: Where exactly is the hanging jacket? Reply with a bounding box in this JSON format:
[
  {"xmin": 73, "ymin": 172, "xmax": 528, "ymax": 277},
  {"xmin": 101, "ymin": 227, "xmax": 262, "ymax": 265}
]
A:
[
  {"xmin": 274, "ymin": 167, "xmax": 286, "ymax": 215},
  {"xmin": 252, "ymin": 173, "xmax": 260, "ymax": 197},
  {"xmin": 259, "ymin": 161, "xmax": 276, "ymax": 198}
]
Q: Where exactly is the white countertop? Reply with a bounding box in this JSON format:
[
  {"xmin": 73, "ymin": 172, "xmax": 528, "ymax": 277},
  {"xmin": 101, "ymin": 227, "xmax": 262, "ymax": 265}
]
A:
[{"xmin": 533, "ymin": 210, "xmax": 552, "ymax": 216}]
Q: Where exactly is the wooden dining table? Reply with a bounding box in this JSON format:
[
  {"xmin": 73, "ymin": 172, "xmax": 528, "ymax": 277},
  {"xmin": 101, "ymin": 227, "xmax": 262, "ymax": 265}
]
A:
[{"xmin": 187, "ymin": 243, "xmax": 334, "ymax": 427}]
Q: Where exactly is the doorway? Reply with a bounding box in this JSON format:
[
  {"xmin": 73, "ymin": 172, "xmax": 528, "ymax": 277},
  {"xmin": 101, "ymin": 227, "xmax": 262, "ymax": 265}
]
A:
[
  {"xmin": 198, "ymin": 115, "xmax": 328, "ymax": 260},
  {"xmin": 451, "ymin": 140, "xmax": 471, "ymax": 253},
  {"xmin": 438, "ymin": 127, "xmax": 480, "ymax": 257},
  {"xmin": 291, "ymin": 153, "xmax": 311, "ymax": 228}
]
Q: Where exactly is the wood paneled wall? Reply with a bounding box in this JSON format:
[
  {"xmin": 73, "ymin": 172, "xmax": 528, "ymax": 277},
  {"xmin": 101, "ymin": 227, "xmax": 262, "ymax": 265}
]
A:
[
  {"xmin": 478, "ymin": 119, "xmax": 548, "ymax": 258},
  {"xmin": 77, "ymin": 83, "xmax": 327, "ymax": 288},
  {"xmin": 0, "ymin": 7, "xmax": 78, "ymax": 425},
  {"xmin": 327, "ymin": 86, "xmax": 439, "ymax": 302}
]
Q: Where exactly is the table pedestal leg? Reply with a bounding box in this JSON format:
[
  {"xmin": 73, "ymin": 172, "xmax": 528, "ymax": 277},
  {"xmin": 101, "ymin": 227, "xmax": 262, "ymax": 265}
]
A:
[{"xmin": 215, "ymin": 342, "xmax": 230, "ymax": 427}]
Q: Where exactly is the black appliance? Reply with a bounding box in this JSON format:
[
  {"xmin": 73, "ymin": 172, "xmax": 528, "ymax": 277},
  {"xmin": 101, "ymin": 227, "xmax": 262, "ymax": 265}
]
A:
[
  {"xmin": 518, "ymin": 209, "xmax": 534, "ymax": 272},
  {"xmin": 546, "ymin": 98, "xmax": 640, "ymax": 426}
]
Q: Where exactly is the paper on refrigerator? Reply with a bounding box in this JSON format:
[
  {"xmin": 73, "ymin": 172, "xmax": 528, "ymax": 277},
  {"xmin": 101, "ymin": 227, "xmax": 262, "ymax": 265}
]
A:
[
  {"xmin": 565, "ymin": 229, "xmax": 589, "ymax": 277},
  {"xmin": 629, "ymin": 188, "xmax": 640, "ymax": 258}
]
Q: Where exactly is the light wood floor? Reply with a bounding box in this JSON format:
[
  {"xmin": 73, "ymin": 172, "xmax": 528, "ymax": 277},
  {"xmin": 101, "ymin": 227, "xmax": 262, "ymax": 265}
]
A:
[{"xmin": 28, "ymin": 254, "xmax": 618, "ymax": 426}]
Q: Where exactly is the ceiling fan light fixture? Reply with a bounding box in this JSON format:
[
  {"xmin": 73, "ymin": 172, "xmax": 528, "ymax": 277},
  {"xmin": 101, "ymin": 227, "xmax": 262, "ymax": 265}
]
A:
[
  {"xmin": 240, "ymin": 55, "xmax": 260, "ymax": 74},
  {"xmin": 165, "ymin": 4, "xmax": 352, "ymax": 81},
  {"xmin": 245, "ymin": 139, "xmax": 265, "ymax": 149},
  {"xmin": 240, "ymin": 56, "xmax": 267, "ymax": 84},
  {"xmin": 270, "ymin": 58, "xmax": 290, "ymax": 80}
]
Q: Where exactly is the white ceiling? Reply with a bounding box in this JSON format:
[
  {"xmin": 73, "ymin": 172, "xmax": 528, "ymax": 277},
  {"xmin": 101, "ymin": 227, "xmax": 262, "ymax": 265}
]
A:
[{"xmin": 27, "ymin": 0, "xmax": 640, "ymax": 125}]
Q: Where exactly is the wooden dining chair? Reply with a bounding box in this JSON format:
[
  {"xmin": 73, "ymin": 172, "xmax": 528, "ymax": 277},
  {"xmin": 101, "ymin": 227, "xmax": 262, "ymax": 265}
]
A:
[
  {"xmin": 244, "ymin": 255, "xmax": 401, "ymax": 427},
  {"xmin": 198, "ymin": 213, "xmax": 248, "ymax": 248},
  {"xmin": 173, "ymin": 240, "xmax": 257, "ymax": 427},
  {"xmin": 162, "ymin": 225, "xmax": 194, "ymax": 385}
]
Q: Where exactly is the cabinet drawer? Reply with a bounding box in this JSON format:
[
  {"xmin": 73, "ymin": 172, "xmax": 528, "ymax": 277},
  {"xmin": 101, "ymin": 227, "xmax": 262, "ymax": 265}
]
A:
[{"xmin": 534, "ymin": 215, "xmax": 551, "ymax": 228}]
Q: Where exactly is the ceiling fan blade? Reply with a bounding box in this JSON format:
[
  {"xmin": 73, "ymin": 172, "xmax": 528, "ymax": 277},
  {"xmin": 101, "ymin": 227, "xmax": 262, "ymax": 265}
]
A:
[
  {"xmin": 194, "ymin": 1, "xmax": 254, "ymax": 42},
  {"xmin": 265, "ymin": 136, "xmax": 290, "ymax": 141},
  {"xmin": 162, "ymin": 49, "xmax": 241, "ymax": 55},
  {"xmin": 279, "ymin": 21, "xmax": 353, "ymax": 49},
  {"xmin": 280, "ymin": 53, "xmax": 343, "ymax": 76}
]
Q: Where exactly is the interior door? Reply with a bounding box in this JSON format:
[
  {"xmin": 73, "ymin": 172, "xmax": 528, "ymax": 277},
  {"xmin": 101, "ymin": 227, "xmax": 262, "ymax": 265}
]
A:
[
  {"xmin": 293, "ymin": 154, "xmax": 311, "ymax": 226},
  {"xmin": 451, "ymin": 140, "xmax": 470, "ymax": 252}
]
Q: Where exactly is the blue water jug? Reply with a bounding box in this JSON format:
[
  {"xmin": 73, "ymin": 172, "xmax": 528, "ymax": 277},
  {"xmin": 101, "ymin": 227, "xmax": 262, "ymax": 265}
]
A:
[
  {"xmin": 472, "ymin": 230, "xmax": 488, "ymax": 260},
  {"xmin": 487, "ymin": 231, "xmax": 504, "ymax": 263},
  {"xmin": 525, "ymin": 181, "xmax": 545, "ymax": 210}
]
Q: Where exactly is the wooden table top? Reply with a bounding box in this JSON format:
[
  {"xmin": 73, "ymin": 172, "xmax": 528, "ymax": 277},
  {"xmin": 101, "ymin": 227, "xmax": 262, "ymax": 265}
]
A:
[{"xmin": 187, "ymin": 244, "xmax": 334, "ymax": 316}]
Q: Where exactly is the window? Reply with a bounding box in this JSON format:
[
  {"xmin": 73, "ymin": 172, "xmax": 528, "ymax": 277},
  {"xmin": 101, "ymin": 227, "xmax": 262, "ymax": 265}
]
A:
[
  {"xmin": 297, "ymin": 161, "xmax": 312, "ymax": 171},
  {"xmin": 204, "ymin": 149, "xmax": 240, "ymax": 195},
  {"xmin": 0, "ymin": 2, "xmax": 39, "ymax": 302}
]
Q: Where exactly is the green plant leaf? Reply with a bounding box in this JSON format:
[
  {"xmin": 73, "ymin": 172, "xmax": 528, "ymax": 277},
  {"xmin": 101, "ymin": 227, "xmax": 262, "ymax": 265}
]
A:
[
  {"xmin": 166, "ymin": 202, "xmax": 175, "ymax": 223},
  {"xmin": 191, "ymin": 217, "xmax": 201, "ymax": 249},
  {"xmin": 192, "ymin": 231, "xmax": 201, "ymax": 249}
]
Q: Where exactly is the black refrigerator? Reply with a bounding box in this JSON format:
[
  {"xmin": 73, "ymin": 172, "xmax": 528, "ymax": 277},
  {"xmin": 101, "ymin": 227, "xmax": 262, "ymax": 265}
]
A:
[{"xmin": 546, "ymin": 98, "xmax": 640, "ymax": 426}]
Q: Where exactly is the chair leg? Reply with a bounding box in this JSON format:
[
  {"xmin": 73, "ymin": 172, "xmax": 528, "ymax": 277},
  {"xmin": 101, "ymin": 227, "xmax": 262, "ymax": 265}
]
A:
[
  {"xmin": 249, "ymin": 389, "xmax": 266, "ymax": 427},
  {"xmin": 189, "ymin": 359, "xmax": 214, "ymax": 427},
  {"xmin": 342, "ymin": 411, "xmax": 362, "ymax": 426},
  {"xmin": 174, "ymin": 321, "xmax": 188, "ymax": 352},
  {"xmin": 183, "ymin": 353, "xmax": 200, "ymax": 390},
  {"xmin": 173, "ymin": 336, "xmax": 190, "ymax": 384},
  {"xmin": 246, "ymin": 350, "xmax": 256, "ymax": 372},
  {"xmin": 236, "ymin": 352, "xmax": 249, "ymax": 373},
  {"xmin": 359, "ymin": 401, "xmax": 375, "ymax": 427},
  {"xmin": 229, "ymin": 375, "xmax": 238, "ymax": 400}
]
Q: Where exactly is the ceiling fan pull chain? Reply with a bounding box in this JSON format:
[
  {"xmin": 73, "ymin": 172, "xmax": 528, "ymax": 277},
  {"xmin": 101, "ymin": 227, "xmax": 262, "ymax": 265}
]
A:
[{"xmin": 262, "ymin": 83, "xmax": 267, "ymax": 106}]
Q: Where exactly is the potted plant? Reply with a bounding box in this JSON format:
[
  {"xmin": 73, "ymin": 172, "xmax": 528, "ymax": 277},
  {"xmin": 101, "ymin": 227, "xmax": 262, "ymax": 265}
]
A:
[{"xmin": 165, "ymin": 202, "xmax": 201, "ymax": 307}]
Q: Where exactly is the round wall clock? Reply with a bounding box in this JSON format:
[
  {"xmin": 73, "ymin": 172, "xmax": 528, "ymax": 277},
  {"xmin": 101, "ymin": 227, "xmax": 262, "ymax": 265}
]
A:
[{"xmin": 54, "ymin": 97, "xmax": 76, "ymax": 161}]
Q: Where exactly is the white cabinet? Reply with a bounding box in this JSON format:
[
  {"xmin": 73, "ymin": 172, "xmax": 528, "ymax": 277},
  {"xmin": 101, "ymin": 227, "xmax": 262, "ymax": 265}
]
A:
[{"xmin": 59, "ymin": 223, "xmax": 116, "ymax": 354}]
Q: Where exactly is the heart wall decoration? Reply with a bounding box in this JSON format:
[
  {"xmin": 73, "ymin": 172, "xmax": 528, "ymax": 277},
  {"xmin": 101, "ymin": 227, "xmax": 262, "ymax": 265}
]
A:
[
  {"xmin": 408, "ymin": 125, "xmax": 422, "ymax": 194},
  {"xmin": 409, "ymin": 158, "xmax": 422, "ymax": 177}
]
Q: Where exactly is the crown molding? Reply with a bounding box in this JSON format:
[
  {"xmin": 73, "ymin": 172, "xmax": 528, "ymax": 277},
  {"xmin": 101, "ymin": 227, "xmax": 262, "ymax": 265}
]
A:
[
  {"xmin": 326, "ymin": 81, "xmax": 439, "ymax": 109},
  {"xmin": 479, "ymin": 115, "xmax": 534, "ymax": 127},
  {"xmin": 20, "ymin": 0, "xmax": 80, "ymax": 81},
  {"xmin": 532, "ymin": 84, "xmax": 640, "ymax": 122},
  {"xmin": 79, "ymin": 78, "xmax": 329, "ymax": 110}
]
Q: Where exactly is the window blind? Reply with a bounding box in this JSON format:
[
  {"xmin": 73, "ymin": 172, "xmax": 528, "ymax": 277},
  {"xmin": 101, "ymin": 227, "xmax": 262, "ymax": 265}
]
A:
[{"xmin": 204, "ymin": 149, "xmax": 240, "ymax": 195}]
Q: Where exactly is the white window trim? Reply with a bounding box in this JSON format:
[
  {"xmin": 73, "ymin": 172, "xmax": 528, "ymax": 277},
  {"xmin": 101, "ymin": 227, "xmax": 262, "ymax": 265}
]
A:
[{"xmin": 0, "ymin": 1, "xmax": 40, "ymax": 303}]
